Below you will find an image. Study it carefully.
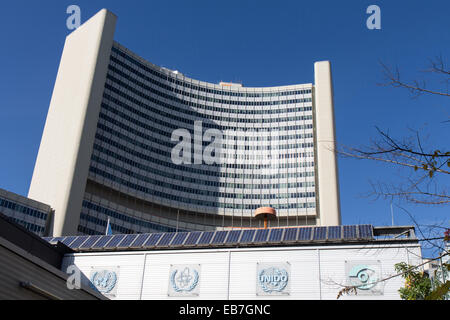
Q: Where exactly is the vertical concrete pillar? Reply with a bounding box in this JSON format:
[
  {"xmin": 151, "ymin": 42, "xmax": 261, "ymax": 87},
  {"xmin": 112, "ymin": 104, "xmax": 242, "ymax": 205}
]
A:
[
  {"xmin": 28, "ymin": 10, "xmax": 117, "ymax": 236},
  {"xmin": 314, "ymin": 61, "xmax": 342, "ymax": 226}
]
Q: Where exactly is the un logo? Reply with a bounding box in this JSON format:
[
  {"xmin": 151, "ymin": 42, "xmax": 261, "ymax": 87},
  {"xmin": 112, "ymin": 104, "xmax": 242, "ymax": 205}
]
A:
[
  {"xmin": 90, "ymin": 270, "xmax": 117, "ymax": 294},
  {"xmin": 258, "ymin": 267, "xmax": 289, "ymax": 293},
  {"xmin": 170, "ymin": 267, "xmax": 199, "ymax": 292},
  {"xmin": 348, "ymin": 265, "xmax": 378, "ymax": 290}
]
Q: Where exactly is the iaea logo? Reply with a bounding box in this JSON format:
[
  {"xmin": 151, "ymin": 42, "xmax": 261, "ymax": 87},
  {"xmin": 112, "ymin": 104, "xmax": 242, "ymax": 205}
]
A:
[{"xmin": 170, "ymin": 267, "xmax": 199, "ymax": 292}]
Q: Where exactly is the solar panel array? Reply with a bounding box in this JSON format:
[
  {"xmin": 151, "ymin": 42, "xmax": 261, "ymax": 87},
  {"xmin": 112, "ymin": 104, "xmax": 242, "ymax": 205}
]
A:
[{"xmin": 43, "ymin": 225, "xmax": 374, "ymax": 251}]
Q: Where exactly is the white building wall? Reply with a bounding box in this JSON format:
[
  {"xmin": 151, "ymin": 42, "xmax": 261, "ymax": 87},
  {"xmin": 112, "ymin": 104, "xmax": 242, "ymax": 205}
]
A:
[
  {"xmin": 318, "ymin": 246, "xmax": 419, "ymax": 300},
  {"xmin": 63, "ymin": 253, "xmax": 144, "ymax": 300},
  {"xmin": 141, "ymin": 251, "xmax": 229, "ymax": 300},
  {"xmin": 228, "ymin": 249, "xmax": 320, "ymax": 300},
  {"xmin": 62, "ymin": 243, "xmax": 421, "ymax": 300}
]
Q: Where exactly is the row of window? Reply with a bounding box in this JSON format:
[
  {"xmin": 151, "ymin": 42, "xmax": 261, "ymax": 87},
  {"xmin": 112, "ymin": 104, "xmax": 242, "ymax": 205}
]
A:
[
  {"xmin": 81, "ymin": 201, "xmax": 182, "ymax": 233},
  {"xmin": 92, "ymin": 153, "xmax": 314, "ymax": 189},
  {"xmin": 105, "ymin": 83, "xmax": 312, "ymax": 120},
  {"xmin": 93, "ymin": 143, "xmax": 315, "ymax": 180},
  {"xmin": 0, "ymin": 198, "xmax": 48, "ymax": 221},
  {"xmin": 112, "ymin": 45, "xmax": 312, "ymax": 98},
  {"xmin": 77, "ymin": 224, "xmax": 103, "ymax": 236},
  {"xmin": 109, "ymin": 62, "xmax": 312, "ymax": 108},
  {"xmin": 99, "ymin": 102, "xmax": 314, "ymax": 152},
  {"xmin": 101, "ymin": 100, "xmax": 313, "ymax": 147},
  {"xmin": 279, "ymin": 152, "xmax": 314, "ymax": 159},
  {"xmin": 103, "ymin": 86, "xmax": 314, "ymax": 133},
  {"xmin": 91, "ymin": 156, "xmax": 315, "ymax": 201},
  {"xmin": 105, "ymin": 80, "xmax": 313, "ymax": 126},
  {"xmin": 97, "ymin": 122, "xmax": 311, "ymax": 163},
  {"xmin": 107, "ymin": 71, "xmax": 312, "ymax": 114},
  {"xmin": 89, "ymin": 166, "xmax": 315, "ymax": 210},
  {"xmin": 9, "ymin": 218, "xmax": 45, "ymax": 235},
  {"xmin": 96, "ymin": 115, "xmax": 315, "ymax": 167},
  {"xmin": 93, "ymin": 134, "xmax": 315, "ymax": 179},
  {"xmin": 79, "ymin": 214, "xmax": 136, "ymax": 235}
]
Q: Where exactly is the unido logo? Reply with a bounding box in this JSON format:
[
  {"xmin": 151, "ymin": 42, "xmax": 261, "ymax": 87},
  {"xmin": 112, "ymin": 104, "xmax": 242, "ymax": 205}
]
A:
[
  {"xmin": 171, "ymin": 121, "xmax": 280, "ymax": 172},
  {"xmin": 258, "ymin": 267, "xmax": 289, "ymax": 293}
]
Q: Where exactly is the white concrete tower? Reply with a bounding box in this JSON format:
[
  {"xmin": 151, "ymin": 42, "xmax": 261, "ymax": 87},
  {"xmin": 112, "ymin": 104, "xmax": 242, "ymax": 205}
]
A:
[
  {"xmin": 314, "ymin": 61, "xmax": 342, "ymax": 226},
  {"xmin": 28, "ymin": 10, "xmax": 117, "ymax": 236}
]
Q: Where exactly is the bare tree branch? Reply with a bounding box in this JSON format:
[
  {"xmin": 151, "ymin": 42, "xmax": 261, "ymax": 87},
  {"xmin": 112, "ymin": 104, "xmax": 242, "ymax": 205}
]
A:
[{"xmin": 380, "ymin": 61, "xmax": 450, "ymax": 97}]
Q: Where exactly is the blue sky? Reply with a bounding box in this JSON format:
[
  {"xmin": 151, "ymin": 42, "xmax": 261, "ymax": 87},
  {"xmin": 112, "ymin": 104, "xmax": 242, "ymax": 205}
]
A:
[{"xmin": 0, "ymin": 1, "xmax": 448, "ymax": 248}]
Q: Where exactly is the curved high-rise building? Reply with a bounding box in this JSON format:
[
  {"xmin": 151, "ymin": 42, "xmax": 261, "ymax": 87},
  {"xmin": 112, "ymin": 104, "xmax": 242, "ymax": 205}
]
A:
[{"xmin": 29, "ymin": 9, "xmax": 341, "ymax": 236}]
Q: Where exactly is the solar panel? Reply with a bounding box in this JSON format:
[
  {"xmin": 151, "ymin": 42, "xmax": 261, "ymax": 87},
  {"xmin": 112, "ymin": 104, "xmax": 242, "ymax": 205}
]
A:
[
  {"xmin": 67, "ymin": 236, "xmax": 88, "ymax": 248},
  {"xmin": 254, "ymin": 229, "xmax": 270, "ymax": 243},
  {"xmin": 92, "ymin": 235, "xmax": 114, "ymax": 248},
  {"xmin": 50, "ymin": 237, "xmax": 65, "ymax": 244},
  {"xmin": 343, "ymin": 225, "xmax": 357, "ymax": 239},
  {"xmin": 298, "ymin": 227, "xmax": 312, "ymax": 241},
  {"xmin": 48, "ymin": 224, "xmax": 375, "ymax": 252},
  {"xmin": 283, "ymin": 228, "xmax": 298, "ymax": 241},
  {"xmin": 184, "ymin": 232, "xmax": 202, "ymax": 245},
  {"xmin": 105, "ymin": 234, "xmax": 127, "ymax": 248},
  {"xmin": 130, "ymin": 234, "xmax": 150, "ymax": 247},
  {"xmin": 313, "ymin": 227, "xmax": 327, "ymax": 240},
  {"xmin": 118, "ymin": 234, "xmax": 139, "ymax": 248},
  {"xmin": 80, "ymin": 235, "xmax": 102, "ymax": 248},
  {"xmin": 157, "ymin": 233, "xmax": 176, "ymax": 247},
  {"xmin": 269, "ymin": 228, "xmax": 284, "ymax": 242},
  {"xmin": 144, "ymin": 233, "xmax": 163, "ymax": 247},
  {"xmin": 197, "ymin": 231, "xmax": 215, "ymax": 245},
  {"xmin": 224, "ymin": 230, "xmax": 241, "ymax": 243},
  {"xmin": 211, "ymin": 231, "xmax": 228, "ymax": 244},
  {"xmin": 240, "ymin": 229, "xmax": 256, "ymax": 243},
  {"xmin": 358, "ymin": 225, "xmax": 373, "ymax": 238},
  {"xmin": 327, "ymin": 226, "xmax": 342, "ymax": 240},
  {"xmin": 170, "ymin": 232, "xmax": 189, "ymax": 246},
  {"xmin": 61, "ymin": 236, "xmax": 77, "ymax": 247}
]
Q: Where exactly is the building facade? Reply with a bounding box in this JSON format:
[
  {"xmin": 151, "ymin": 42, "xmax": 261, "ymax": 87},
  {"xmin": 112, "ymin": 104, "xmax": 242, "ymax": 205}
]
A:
[
  {"xmin": 29, "ymin": 9, "xmax": 341, "ymax": 237},
  {"xmin": 0, "ymin": 188, "xmax": 52, "ymax": 237},
  {"xmin": 48, "ymin": 225, "xmax": 421, "ymax": 300}
]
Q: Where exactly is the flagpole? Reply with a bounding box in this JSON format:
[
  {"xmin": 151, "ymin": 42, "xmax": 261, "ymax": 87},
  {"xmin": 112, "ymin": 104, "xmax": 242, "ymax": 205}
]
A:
[{"xmin": 106, "ymin": 218, "xmax": 112, "ymax": 235}]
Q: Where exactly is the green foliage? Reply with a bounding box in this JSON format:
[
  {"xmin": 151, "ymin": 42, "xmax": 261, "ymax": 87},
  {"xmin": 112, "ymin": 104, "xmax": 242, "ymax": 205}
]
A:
[
  {"xmin": 395, "ymin": 262, "xmax": 449, "ymax": 300},
  {"xmin": 395, "ymin": 262, "xmax": 433, "ymax": 300},
  {"xmin": 425, "ymin": 281, "xmax": 450, "ymax": 300}
]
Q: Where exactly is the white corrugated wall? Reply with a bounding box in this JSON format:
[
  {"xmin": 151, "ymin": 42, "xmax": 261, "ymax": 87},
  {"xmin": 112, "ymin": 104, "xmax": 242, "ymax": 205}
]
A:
[{"xmin": 62, "ymin": 243, "xmax": 421, "ymax": 300}]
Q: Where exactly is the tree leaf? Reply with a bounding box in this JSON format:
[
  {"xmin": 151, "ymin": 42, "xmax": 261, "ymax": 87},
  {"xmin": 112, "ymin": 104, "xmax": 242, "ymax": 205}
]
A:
[{"xmin": 425, "ymin": 281, "xmax": 450, "ymax": 300}]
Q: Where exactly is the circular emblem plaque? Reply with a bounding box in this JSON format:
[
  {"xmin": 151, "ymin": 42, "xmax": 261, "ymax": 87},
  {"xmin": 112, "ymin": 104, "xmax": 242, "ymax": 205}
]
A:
[
  {"xmin": 258, "ymin": 267, "xmax": 289, "ymax": 293},
  {"xmin": 90, "ymin": 270, "xmax": 117, "ymax": 293},
  {"xmin": 349, "ymin": 265, "xmax": 378, "ymax": 290},
  {"xmin": 170, "ymin": 267, "xmax": 199, "ymax": 292}
]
